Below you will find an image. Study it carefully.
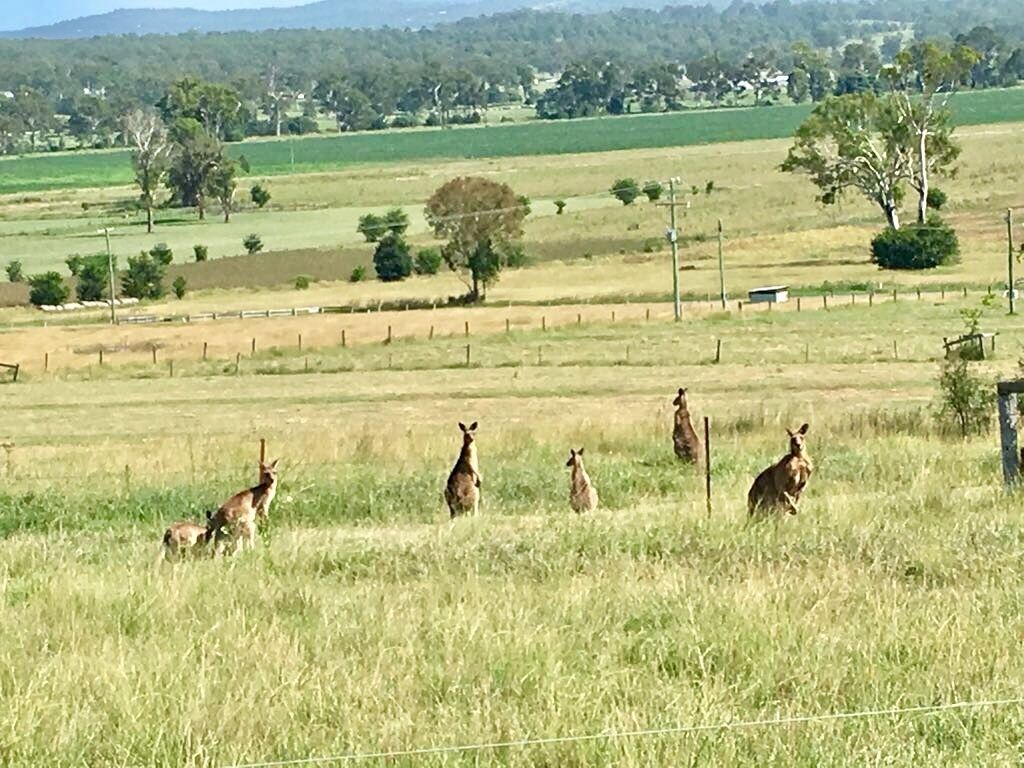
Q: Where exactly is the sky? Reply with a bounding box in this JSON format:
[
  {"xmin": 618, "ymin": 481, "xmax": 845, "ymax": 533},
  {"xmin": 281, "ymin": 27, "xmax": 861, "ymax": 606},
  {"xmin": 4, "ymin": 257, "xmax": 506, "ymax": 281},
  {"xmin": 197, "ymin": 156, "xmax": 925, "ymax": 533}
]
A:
[{"xmin": 5, "ymin": 0, "xmax": 302, "ymax": 30}]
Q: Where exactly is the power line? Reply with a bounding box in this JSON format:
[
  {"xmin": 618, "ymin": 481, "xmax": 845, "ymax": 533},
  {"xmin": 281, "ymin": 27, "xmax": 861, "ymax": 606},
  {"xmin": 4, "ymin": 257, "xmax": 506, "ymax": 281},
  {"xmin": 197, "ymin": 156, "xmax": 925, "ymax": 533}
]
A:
[{"xmin": 221, "ymin": 696, "xmax": 1024, "ymax": 768}]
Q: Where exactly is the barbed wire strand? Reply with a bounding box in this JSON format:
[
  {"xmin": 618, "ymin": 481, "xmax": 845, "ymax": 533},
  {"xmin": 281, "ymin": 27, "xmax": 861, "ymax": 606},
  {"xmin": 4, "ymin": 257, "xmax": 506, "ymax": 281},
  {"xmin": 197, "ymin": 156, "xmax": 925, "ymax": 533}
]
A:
[{"xmin": 221, "ymin": 696, "xmax": 1024, "ymax": 768}]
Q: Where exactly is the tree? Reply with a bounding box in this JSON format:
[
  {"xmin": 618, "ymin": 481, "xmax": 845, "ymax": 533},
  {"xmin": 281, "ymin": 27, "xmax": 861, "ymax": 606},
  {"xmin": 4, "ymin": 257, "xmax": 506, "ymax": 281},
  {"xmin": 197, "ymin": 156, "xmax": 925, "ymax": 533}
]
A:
[
  {"xmin": 424, "ymin": 176, "xmax": 527, "ymax": 302},
  {"xmin": 124, "ymin": 110, "xmax": 173, "ymax": 234},
  {"xmin": 149, "ymin": 243, "xmax": 174, "ymax": 266},
  {"xmin": 882, "ymin": 42, "xmax": 977, "ymax": 224},
  {"xmin": 937, "ymin": 357, "xmax": 992, "ymax": 437},
  {"xmin": 28, "ymin": 272, "xmax": 69, "ymax": 307},
  {"xmin": 172, "ymin": 276, "xmax": 187, "ymax": 299},
  {"xmin": 787, "ymin": 68, "xmax": 811, "ymax": 103},
  {"xmin": 782, "ymin": 93, "xmax": 910, "ymax": 229},
  {"xmin": 414, "ymin": 248, "xmax": 443, "ymax": 275},
  {"xmin": 791, "ymin": 43, "xmax": 833, "ymax": 102},
  {"xmin": 13, "ymin": 89, "xmax": 55, "ymax": 150},
  {"xmin": 243, "ymin": 234, "xmax": 264, "ymax": 254},
  {"xmin": 74, "ymin": 253, "xmax": 111, "ymax": 301},
  {"xmin": 159, "ymin": 78, "xmax": 245, "ymax": 141},
  {"xmin": 250, "ymin": 184, "xmax": 271, "ymax": 208},
  {"xmin": 383, "ymin": 208, "xmax": 410, "ymax": 236},
  {"xmin": 262, "ymin": 65, "xmax": 295, "ymax": 137},
  {"xmin": 871, "ymin": 217, "xmax": 959, "ymax": 269},
  {"xmin": 5, "ymin": 261, "xmax": 23, "ymax": 283},
  {"xmin": 167, "ymin": 119, "xmax": 224, "ymax": 220},
  {"xmin": 193, "ymin": 245, "xmax": 209, "ymax": 262},
  {"xmin": 642, "ymin": 180, "xmax": 664, "ymax": 202},
  {"xmin": 611, "ymin": 178, "xmax": 641, "ymax": 206},
  {"xmin": 358, "ymin": 213, "xmax": 386, "ymax": 242},
  {"xmin": 373, "ymin": 233, "xmax": 413, "ymax": 281},
  {"xmin": 836, "ymin": 42, "xmax": 882, "ymax": 95},
  {"xmin": 121, "ymin": 252, "xmax": 166, "ymax": 300},
  {"xmin": 207, "ymin": 159, "xmax": 239, "ymax": 223}
]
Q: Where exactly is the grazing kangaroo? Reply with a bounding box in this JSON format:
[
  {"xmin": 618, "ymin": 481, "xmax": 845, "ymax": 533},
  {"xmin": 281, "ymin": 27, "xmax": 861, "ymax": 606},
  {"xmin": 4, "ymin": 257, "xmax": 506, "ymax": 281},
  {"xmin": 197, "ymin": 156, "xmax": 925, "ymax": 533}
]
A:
[
  {"xmin": 748, "ymin": 424, "xmax": 813, "ymax": 517},
  {"xmin": 566, "ymin": 448, "xmax": 599, "ymax": 513},
  {"xmin": 445, "ymin": 422, "xmax": 480, "ymax": 518},
  {"xmin": 161, "ymin": 520, "xmax": 208, "ymax": 561},
  {"xmin": 672, "ymin": 388, "xmax": 702, "ymax": 464},
  {"xmin": 206, "ymin": 459, "xmax": 280, "ymax": 556}
]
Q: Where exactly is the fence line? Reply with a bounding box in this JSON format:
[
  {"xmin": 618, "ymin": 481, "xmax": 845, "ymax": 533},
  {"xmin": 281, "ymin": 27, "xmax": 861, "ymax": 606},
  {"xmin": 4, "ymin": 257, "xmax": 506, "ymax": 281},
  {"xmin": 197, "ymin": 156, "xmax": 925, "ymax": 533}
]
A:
[{"xmin": 222, "ymin": 696, "xmax": 1024, "ymax": 768}]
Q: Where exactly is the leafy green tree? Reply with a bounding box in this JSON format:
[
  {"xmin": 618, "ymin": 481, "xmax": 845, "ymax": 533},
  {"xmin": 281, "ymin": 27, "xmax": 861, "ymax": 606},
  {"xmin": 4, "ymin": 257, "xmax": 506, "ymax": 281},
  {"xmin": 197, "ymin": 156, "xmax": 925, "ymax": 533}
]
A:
[
  {"xmin": 74, "ymin": 253, "xmax": 111, "ymax": 301},
  {"xmin": 414, "ymin": 247, "xmax": 442, "ymax": 275},
  {"xmin": 207, "ymin": 159, "xmax": 239, "ymax": 222},
  {"xmin": 159, "ymin": 78, "xmax": 246, "ymax": 140},
  {"xmin": 642, "ymin": 180, "xmax": 663, "ymax": 201},
  {"xmin": 124, "ymin": 109, "xmax": 173, "ymax": 234},
  {"xmin": 383, "ymin": 207, "xmax": 410, "ymax": 236},
  {"xmin": 787, "ymin": 68, "xmax": 811, "ymax": 103},
  {"xmin": 121, "ymin": 252, "xmax": 166, "ymax": 300},
  {"xmin": 782, "ymin": 93, "xmax": 909, "ymax": 229},
  {"xmin": 5, "ymin": 260, "xmax": 23, "ymax": 283},
  {"xmin": 243, "ymin": 234, "xmax": 264, "ymax": 254},
  {"xmin": 358, "ymin": 213, "xmax": 386, "ymax": 242},
  {"xmin": 424, "ymin": 176, "xmax": 527, "ymax": 302},
  {"xmin": 870, "ymin": 216, "xmax": 959, "ymax": 269},
  {"xmin": 937, "ymin": 357, "xmax": 992, "ymax": 437},
  {"xmin": 28, "ymin": 272, "xmax": 69, "ymax": 307},
  {"xmin": 149, "ymin": 243, "xmax": 174, "ymax": 266},
  {"xmin": 611, "ymin": 178, "xmax": 641, "ymax": 206},
  {"xmin": 172, "ymin": 276, "xmax": 187, "ymax": 299},
  {"xmin": 250, "ymin": 184, "xmax": 271, "ymax": 208},
  {"xmin": 166, "ymin": 118, "xmax": 224, "ymax": 220},
  {"xmin": 193, "ymin": 245, "xmax": 208, "ymax": 262},
  {"xmin": 12, "ymin": 89, "xmax": 55, "ymax": 150},
  {"xmin": 373, "ymin": 233, "xmax": 413, "ymax": 281}
]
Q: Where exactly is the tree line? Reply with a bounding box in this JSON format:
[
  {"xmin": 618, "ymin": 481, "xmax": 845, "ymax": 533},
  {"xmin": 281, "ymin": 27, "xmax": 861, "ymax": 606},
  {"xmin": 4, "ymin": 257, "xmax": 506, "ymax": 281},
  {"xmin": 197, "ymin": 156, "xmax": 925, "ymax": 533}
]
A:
[{"xmin": 1, "ymin": 0, "xmax": 1024, "ymax": 152}]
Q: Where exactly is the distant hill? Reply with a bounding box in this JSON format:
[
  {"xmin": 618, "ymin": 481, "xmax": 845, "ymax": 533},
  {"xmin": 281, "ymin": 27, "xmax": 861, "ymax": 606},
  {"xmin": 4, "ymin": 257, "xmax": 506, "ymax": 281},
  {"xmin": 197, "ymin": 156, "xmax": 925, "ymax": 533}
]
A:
[{"xmin": 0, "ymin": 0, "xmax": 730, "ymax": 38}]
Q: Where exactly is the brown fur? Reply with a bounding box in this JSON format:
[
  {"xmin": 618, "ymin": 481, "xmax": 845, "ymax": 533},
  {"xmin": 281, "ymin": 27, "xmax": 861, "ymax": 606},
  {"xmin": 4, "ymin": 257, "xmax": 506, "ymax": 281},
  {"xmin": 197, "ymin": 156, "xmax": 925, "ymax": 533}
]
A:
[
  {"xmin": 566, "ymin": 448, "xmax": 599, "ymax": 514},
  {"xmin": 748, "ymin": 424, "xmax": 813, "ymax": 517},
  {"xmin": 206, "ymin": 459, "xmax": 279, "ymax": 555},
  {"xmin": 161, "ymin": 520, "xmax": 208, "ymax": 560},
  {"xmin": 445, "ymin": 422, "xmax": 481, "ymax": 518},
  {"xmin": 672, "ymin": 388, "xmax": 702, "ymax": 464}
]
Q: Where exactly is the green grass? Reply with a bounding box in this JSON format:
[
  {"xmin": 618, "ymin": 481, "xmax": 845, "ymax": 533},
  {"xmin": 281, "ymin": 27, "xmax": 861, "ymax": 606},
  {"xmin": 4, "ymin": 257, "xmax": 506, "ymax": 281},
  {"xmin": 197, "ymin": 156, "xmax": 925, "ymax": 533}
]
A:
[{"xmin": 2, "ymin": 88, "xmax": 1023, "ymax": 195}]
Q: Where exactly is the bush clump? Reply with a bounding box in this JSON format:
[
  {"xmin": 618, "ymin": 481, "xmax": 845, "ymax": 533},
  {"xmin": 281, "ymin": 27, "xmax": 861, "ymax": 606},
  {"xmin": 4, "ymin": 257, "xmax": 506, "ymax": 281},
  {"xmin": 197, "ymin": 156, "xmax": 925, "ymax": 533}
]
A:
[
  {"xmin": 193, "ymin": 245, "xmax": 208, "ymax": 262},
  {"xmin": 871, "ymin": 217, "xmax": 959, "ymax": 270},
  {"xmin": 294, "ymin": 275, "xmax": 312, "ymax": 290},
  {"xmin": 414, "ymin": 248, "xmax": 443, "ymax": 275},
  {"xmin": 373, "ymin": 234, "xmax": 413, "ymax": 282},
  {"xmin": 243, "ymin": 234, "xmax": 264, "ymax": 254},
  {"xmin": 349, "ymin": 265, "xmax": 367, "ymax": 283},
  {"xmin": 28, "ymin": 272, "xmax": 69, "ymax": 306}
]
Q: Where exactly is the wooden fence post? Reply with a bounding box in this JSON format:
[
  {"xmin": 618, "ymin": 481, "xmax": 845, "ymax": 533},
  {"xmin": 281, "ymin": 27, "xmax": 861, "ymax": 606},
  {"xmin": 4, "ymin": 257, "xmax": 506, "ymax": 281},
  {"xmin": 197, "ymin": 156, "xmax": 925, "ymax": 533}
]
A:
[
  {"xmin": 259, "ymin": 438, "xmax": 266, "ymax": 467},
  {"xmin": 465, "ymin": 321, "xmax": 470, "ymax": 337},
  {"xmin": 99, "ymin": 349, "xmax": 104, "ymax": 365},
  {"xmin": 714, "ymin": 339, "xmax": 722, "ymax": 364},
  {"xmin": 387, "ymin": 325, "xmax": 392, "ymax": 344},
  {"xmin": 169, "ymin": 360, "xmax": 174, "ymax": 378},
  {"xmin": 465, "ymin": 345, "xmax": 471, "ymax": 367},
  {"xmin": 796, "ymin": 297, "xmax": 801, "ymax": 312},
  {"xmin": 704, "ymin": 416, "xmax": 712, "ymax": 517},
  {"xmin": 342, "ymin": 329, "xmax": 347, "ymax": 348},
  {"xmin": 235, "ymin": 352, "xmax": 241, "ymax": 375},
  {"xmin": 429, "ymin": 325, "xmax": 435, "ymax": 340},
  {"xmin": 44, "ymin": 353, "xmax": 48, "ymax": 372},
  {"xmin": 251, "ymin": 338, "xmax": 256, "ymax": 355},
  {"xmin": 298, "ymin": 333, "xmax": 303, "ymax": 351},
  {"xmin": 12, "ymin": 364, "xmax": 18, "ymax": 383},
  {"xmin": 151, "ymin": 346, "xmax": 157, "ymax": 365},
  {"xmin": 203, "ymin": 342, "xmax": 208, "ymax": 361},
  {"xmin": 542, "ymin": 316, "xmax": 547, "ymax": 331},
  {"xmin": 505, "ymin": 318, "xmax": 510, "ymax": 333},
  {"xmin": 997, "ymin": 382, "xmax": 1022, "ymax": 487}
]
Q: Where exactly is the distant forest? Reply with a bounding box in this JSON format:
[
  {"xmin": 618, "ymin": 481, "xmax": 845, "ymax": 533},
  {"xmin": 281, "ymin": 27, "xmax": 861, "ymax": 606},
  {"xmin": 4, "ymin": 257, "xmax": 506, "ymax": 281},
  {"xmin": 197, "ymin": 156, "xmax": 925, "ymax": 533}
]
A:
[{"xmin": 0, "ymin": 0, "xmax": 1022, "ymax": 154}]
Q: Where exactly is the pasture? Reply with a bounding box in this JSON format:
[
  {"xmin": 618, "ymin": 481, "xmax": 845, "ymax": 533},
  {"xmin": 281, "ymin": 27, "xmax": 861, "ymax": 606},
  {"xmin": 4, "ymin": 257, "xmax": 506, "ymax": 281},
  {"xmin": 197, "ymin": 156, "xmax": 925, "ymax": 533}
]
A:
[
  {"xmin": 1, "ymin": 87, "xmax": 1023, "ymax": 195},
  {"xmin": 1, "ymin": 295, "xmax": 1024, "ymax": 765}
]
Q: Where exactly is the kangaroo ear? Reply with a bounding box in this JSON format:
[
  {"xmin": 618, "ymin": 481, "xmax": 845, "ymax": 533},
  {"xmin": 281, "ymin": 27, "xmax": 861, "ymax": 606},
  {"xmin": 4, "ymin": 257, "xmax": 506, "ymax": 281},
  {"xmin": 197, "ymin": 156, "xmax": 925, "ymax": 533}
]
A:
[
  {"xmin": 799, "ymin": 423, "xmax": 809, "ymax": 435},
  {"xmin": 458, "ymin": 422, "xmax": 466, "ymax": 432},
  {"xmin": 469, "ymin": 421, "xmax": 478, "ymax": 431},
  {"xmin": 270, "ymin": 458, "xmax": 280, "ymax": 468},
  {"xmin": 786, "ymin": 428, "xmax": 794, "ymax": 437},
  {"xmin": 578, "ymin": 447, "xmax": 584, "ymax": 455},
  {"xmin": 569, "ymin": 448, "xmax": 576, "ymax": 457}
]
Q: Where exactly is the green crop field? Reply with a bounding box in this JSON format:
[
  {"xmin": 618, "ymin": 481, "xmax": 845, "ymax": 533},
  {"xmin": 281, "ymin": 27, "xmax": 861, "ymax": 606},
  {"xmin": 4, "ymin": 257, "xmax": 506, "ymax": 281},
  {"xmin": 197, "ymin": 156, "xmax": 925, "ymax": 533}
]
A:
[{"xmin": 2, "ymin": 87, "xmax": 1023, "ymax": 195}]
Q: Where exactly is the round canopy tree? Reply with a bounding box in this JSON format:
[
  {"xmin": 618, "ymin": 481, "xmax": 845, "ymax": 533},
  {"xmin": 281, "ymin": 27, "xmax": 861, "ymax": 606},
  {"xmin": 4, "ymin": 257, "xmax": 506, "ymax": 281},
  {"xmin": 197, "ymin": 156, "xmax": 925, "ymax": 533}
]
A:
[{"xmin": 424, "ymin": 176, "xmax": 527, "ymax": 302}]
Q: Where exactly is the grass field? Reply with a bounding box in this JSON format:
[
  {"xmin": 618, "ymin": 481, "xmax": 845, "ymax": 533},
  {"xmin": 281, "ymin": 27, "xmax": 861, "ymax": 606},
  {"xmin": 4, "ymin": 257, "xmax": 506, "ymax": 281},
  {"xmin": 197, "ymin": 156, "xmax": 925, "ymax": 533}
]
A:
[
  {"xmin": 2, "ymin": 297, "xmax": 1024, "ymax": 765},
  {"xmin": 1, "ymin": 88, "xmax": 1023, "ymax": 195}
]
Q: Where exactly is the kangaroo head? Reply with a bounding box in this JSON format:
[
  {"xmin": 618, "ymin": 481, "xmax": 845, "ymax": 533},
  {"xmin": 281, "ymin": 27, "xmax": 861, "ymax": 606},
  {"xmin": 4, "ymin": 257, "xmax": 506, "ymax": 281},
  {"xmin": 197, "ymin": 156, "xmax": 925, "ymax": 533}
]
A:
[
  {"xmin": 458, "ymin": 421, "xmax": 478, "ymax": 447},
  {"xmin": 672, "ymin": 388, "xmax": 689, "ymax": 408},
  {"xmin": 566, "ymin": 447, "xmax": 585, "ymax": 468},
  {"xmin": 786, "ymin": 424, "xmax": 809, "ymax": 455},
  {"xmin": 259, "ymin": 458, "xmax": 280, "ymax": 485}
]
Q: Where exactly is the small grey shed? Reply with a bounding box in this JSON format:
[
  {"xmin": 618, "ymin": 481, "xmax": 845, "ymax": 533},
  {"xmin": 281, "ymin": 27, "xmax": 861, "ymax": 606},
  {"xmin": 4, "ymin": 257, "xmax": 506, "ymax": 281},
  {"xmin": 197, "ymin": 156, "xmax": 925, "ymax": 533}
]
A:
[{"xmin": 748, "ymin": 285, "xmax": 789, "ymax": 303}]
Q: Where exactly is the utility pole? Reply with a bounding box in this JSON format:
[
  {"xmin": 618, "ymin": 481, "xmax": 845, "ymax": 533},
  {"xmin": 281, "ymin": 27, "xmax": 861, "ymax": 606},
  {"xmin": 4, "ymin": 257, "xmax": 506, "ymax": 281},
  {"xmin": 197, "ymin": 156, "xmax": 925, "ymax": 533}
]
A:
[
  {"xmin": 102, "ymin": 227, "xmax": 117, "ymax": 325},
  {"xmin": 657, "ymin": 178, "xmax": 683, "ymax": 321},
  {"xmin": 1008, "ymin": 209, "xmax": 1016, "ymax": 316},
  {"xmin": 717, "ymin": 218, "xmax": 727, "ymax": 309}
]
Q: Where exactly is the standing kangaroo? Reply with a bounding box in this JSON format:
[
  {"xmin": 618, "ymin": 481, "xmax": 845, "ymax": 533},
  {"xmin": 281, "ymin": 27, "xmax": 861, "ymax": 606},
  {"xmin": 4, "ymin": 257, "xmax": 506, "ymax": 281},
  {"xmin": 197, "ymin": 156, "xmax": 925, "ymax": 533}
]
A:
[
  {"xmin": 206, "ymin": 459, "xmax": 280, "ymax": 555},
  {"xmin": 445, "ymin": 422, "xmax": 480, "ymax": 518},
  {"xmin": 672, "ymin": 388, "xmax": 702, "ymax": 464},
  {"xmin": 566, "ymin": 448, "xmax": 598, "ymax": 513},
  {"xmin": 748, "ymin": 424, "xmax": 813, "ymax": 517},
  {"xmin": 160, "ymin": 520, "xmax": 208, "ymax": 561}
]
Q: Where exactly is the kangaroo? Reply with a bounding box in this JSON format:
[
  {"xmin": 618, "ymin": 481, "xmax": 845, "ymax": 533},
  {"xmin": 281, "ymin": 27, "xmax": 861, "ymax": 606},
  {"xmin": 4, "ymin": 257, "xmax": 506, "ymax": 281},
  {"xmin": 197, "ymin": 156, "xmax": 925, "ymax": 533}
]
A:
[
  {"xmin": 672, "ymin": 387, "xmax": 702, "ymax": 464},
  {"xmin": 748, "ymin": 424, "xmax": 813, "ymax": 517},
  {"xmin": 566, "ymin": 448, "xmax": 598, "ymax": 513},
  {"xmin": 161, "ymin": 520, "xmax": 208, "ymax": 561},
  {"xmin": 445, "ymin": 422, "xmax": 480, "ymax": 518},
  {"xmin": 206, "ymin": 459, "xmax": 280, "ymax": 556}
]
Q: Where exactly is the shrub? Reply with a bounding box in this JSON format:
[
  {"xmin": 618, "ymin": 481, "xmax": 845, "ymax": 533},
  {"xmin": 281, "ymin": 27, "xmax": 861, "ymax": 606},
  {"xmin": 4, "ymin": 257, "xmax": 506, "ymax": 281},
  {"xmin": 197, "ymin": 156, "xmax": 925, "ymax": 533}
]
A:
[
  {"xmin": 554, "ymin": 199, "xmax": 566, "ymax": 215},
  {"xmin": 936, "ymin": 357, "xmax": 992, "ymax": 437},
  {"xmin": 518, "ymin": 195, "xmax": 532, "ymax": 216},
  {"xmin": 121, "ymin": 252, "xmax": 166, "ymax": 300},
  {"xmin": 250, "ymin": 184, "xmax": 271, "ymax": 209},
  {"xmin": 705, "ymin": 180, "xmax": 716, "ymax": 195},
  {"xmin": 65, "ymin": 254, "xmax": 84, "ymax": 276},
  {"xmin": 172, "ymin": 276, "xmax": 187, "ymax": 299},
  {"xmin": 611, "ymin": 178, "xmax": 640, "ymax": 206},
  {"xmin": 193, "ymin": 245, "xmax": 208, "ymax": 262},
  {"xmin": 349, "ymin": 265, "xmax": 367, "ymax": 283},
  {"xmin": 642, "ymin": 180, "xmax": 663, "ymax": 202},
  {"xmin": 149, "ymin": 243, "xmax": 174, "ymax": 266},
  {"xmin": 373, "ymin": 234, "xmax": 413, "ymax": 282},
  {"xmin": 642, "ymin": 237, "xmax": 663, "ymax": 253},
  {"xmin": 414, "ymin": 248, "xmax": 443, "ymax": 275},
  {"xmin": 294, "ymin": 275, "xmax": 312, "ymax": 290},
  {"xmin": 243, "ymin": 234, "xmax": 264, "ymax": 254},
  {"xmin": 383, "ymin": 208, "xmax": 410, "ymax": 237},
  {"xmin": 927, "ymin": 187, "xmax": 948, "ymax": 211},
  {"xmin": 390, "ymin": 114, "xmax": 420, "ymax": 129},
  {"xmin": 5, "ymin": 260, "xmax": 23, "ymax": 283},
  {"xmin": 871, "ymin": 217, "xmax": 960, "ymax": 270},
  {"xmin": 75, "ymin": 253, "xmax": 110, "ymax": 301},
  {"xmin": 286, "ymin": 115, "xmax": 319, "ymax": 135},
  {"xmin": 503, "ymin": 244, "xmax": 529, "ymax": 268},
  {"xmin": 357, "ymin": 213, "xmax": 386, "ymax": 243},
  {"xmin": 28, "ymin": 272, "xmax": 69, "ymax": 306}
]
